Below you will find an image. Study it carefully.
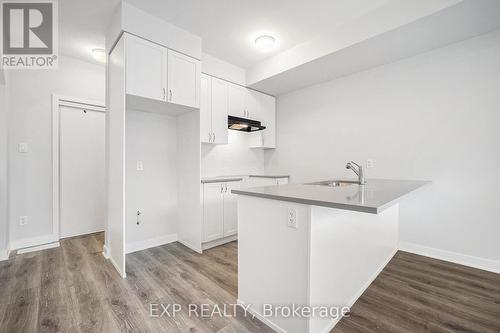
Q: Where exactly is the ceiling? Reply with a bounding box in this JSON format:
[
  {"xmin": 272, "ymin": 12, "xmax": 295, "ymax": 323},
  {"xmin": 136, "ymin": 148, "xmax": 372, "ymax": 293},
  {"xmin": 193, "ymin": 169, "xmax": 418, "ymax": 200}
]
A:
[
  {"xmin": 124, "ymin": 0, "xmax": 391, "ymax": 69},
  {"xmin": 59, "ymin": 0, "xmax": 120, "ymax": 65}
]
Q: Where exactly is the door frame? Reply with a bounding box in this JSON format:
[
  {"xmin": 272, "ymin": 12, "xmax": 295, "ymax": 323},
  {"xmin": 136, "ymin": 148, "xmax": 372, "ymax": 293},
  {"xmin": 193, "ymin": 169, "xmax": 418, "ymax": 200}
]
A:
[{"xmin": 52, "ymin": 95, "xmax": 106, "ymax": 240}]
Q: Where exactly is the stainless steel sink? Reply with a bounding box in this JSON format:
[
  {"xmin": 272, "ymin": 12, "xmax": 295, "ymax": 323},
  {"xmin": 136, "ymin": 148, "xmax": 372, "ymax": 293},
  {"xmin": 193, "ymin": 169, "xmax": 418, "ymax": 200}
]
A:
[{"xmin": 306, "ymin": 180, "xmax": 361, "ymax": 187}]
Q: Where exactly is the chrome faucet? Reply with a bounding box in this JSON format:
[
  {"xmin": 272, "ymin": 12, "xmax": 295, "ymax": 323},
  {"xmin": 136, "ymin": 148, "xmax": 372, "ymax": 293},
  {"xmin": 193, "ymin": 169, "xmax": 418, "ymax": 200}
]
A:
[{"xmin": 346, "ymin": 161, "xmax": 366, "ymax": 185}]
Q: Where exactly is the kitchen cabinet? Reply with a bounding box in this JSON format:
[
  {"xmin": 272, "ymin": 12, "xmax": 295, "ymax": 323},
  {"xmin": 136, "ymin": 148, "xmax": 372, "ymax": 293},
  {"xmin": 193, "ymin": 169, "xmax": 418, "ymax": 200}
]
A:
[
  {"xmin": 167, "ymin": 49, "xmax": 200, "ymax": 108},
  {"xmin": 227, "ymin": 84, "xmax": 246, "ymax": 118},
  {"xmin": 202, "ymin": 181, "xmax": 241, "ymax": 242},
  {"xmin": 249, "ymin": 92, "xmax": 276, "ymax": 149},
  {"xmin": 202, "ymin": 73, "xmax": 276, "ymax": 148},
  {"xmin": 200, "ymin": 75, "xmax": 228, "ymax": 144},
  {"xmin": 126, "ymin": 35, "xmax": 166, "ymax": 101},
  {"xmin": 125, "ymin": 34, "xmax": 200, "ymax": 109}
]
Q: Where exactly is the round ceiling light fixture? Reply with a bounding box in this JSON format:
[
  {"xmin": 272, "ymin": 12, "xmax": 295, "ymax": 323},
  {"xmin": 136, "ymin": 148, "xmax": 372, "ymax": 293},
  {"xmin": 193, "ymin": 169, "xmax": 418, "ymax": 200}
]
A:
[
  {"xmin": 92, "ymin": 48, "xmax": 106, "ymax": 63},
  {"xmin": 254, "ymin": 35, "xmax": 276, "ymax": 52}
]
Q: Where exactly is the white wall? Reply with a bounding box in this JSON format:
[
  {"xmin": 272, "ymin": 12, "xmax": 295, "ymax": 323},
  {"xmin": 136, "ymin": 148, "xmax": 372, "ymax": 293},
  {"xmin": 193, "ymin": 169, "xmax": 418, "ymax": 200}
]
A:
[
  {"xmin": 125, "ymin": 110, "xmax": 178, "ymax": 248},
  {"xmin": 201, "ymin": 130, "xmax": 265, "ymax": 177},
  {"xmin": 7, "ymin": 56, "xmax": 105, "ymax": 248},
  {"xmin": 201, "ymin": 53, "xmax": 246, "ymax": 86},
  {"xmin": 265, "ymin": 30, "xmax": 500, "ymax": 265},
  {"xmin": 0, "ymin": 74, "xmax": 8, "ymax": 257}
]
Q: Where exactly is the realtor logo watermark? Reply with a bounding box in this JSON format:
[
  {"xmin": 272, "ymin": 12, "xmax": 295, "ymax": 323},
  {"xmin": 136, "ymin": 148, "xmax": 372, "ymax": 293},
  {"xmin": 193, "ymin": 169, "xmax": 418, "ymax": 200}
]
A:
[{"xmin": 1, "ymin": 0, "xmax": 58, "ymax": 69}]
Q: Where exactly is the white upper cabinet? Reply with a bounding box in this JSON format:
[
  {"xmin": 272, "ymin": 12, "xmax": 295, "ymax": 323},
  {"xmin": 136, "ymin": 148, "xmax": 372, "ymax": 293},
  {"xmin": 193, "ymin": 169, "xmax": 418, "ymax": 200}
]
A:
[
  {"xmin": 200, "ymin": 75, "xmax": 228, "ymax": 144},
  {"xmin": 201, "ymin": 73, "xmax": 276, "ymax": 148},
  {"xmin": 227, "ymin": 84, "xmax": 246, "ymax": 118},
  {"xmin": 124, "ymin": 34, "xmax": 200, "ymax": 109},
  {"xmin": 126, "ymin": 35, "xmax": 166, "ymax": 101},
  {"xmin": 200, "ymin": 74, "xmax": 212, "ymax": 143},
  {"xmin": 245, "ymin": 90, "xmax": 264, "ymax": 121},
  {"xmin": 249, "ymin": 92, "xmax": 276, "ymax": 149},
  {"xmin": 211, "ymin": 77, "xmax": 229, "ymax": 144},
  {"xmin": 167, "ymin": 49, "xmax": 200, "ymax": 108}
]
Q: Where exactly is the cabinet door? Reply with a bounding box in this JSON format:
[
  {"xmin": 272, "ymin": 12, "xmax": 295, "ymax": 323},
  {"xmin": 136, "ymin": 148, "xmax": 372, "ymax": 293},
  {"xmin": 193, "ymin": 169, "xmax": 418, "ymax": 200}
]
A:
[
  {"xmin": 211, "ymin": 77, "xmax": 228, "ymax": 144},
  {"xmin": 200, "ymin": 74, "xmax": 212, "ymax": 143},
  {"xmin": 223, "ymin": 181, "xmax": 240, "ymax": 237},
  {"xmin": 227, "ymin": 83, "xmax": 246, "ymax": 118},
  {"xmin": 260, "ymin": 93, "xmax": 276, "ymax": 148},
  {"xmin": 245, "ymin": 90, "xmax": 264, "ymax": 120},
  {"xmin": 167, "ymin": 49, "xmax": 200, "ymax": 108},
  {"xmin": 203, "ymin": 183, "xmax": 224, "ymax": 242},
  {"xmin": 126, "ymin": 35, "xmax": 166, "ymax": 101}
]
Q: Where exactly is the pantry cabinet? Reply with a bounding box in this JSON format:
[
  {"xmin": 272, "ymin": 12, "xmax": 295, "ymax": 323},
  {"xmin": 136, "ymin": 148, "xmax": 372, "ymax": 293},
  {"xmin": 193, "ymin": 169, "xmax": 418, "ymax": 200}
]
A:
[
  {"xmin": 125, "ymin": 34, "xmax": 200, "ymax": 109},
  {"xmin": 202, "ymin": 181, "xmax": 241, "ymax": 242}
]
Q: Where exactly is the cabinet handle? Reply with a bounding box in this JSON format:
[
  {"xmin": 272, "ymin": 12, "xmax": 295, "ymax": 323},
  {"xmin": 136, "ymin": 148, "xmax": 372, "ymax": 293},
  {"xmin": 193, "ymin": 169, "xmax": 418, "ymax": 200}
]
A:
[
  {"xmin": 221, "ymin": 184, "xmax": 224, "ymax": 193},
  {"xmin": 225, "ymin": 184, "xmax": 228, "ymax": 193},
  {"xmin": 169, "ymin": 89, "xmax": 172, "ymax": 101},
  {"xmin": 208, "ymin": 132, "xmax": 211, "ymax": 142},
  {"xmin": 213, "ymin": 133, "xmax": 216, "ymax": 142},
  {"xmin": 163, "ymin": 88, "xmax": 166, "ymax": 100}
]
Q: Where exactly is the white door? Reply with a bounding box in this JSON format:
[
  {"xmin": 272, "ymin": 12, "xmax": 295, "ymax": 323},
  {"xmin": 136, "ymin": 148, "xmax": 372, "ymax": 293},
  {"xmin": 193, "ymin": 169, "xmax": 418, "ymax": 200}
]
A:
[
  {"xmin": 60, "ymin": 105, "xmax": 106, "ymax": 238},
  {"xmin": 203, "ymin": 183, "xmax": 224, "ymax": 242},
  {"xmin": 211, "ymin": 77, "xmax": 228, "ymax": 144},
  {"xmin": 167, "ymin": 49, "xmax": 200, "ymax": 108},
  {"xmin": 200, "ymin": 74, "xmax": 212, "ymax": 143},
  {"xmin": 227, "ymin": 83, "xmax": 246, "ymax": 118},
  {"xmin": 223, "ymin": 182, "xmax": 240, "ymax": 237},
  {"xmin": 126, "ymin": 35, "xmax": 166, "ymax": 101}
]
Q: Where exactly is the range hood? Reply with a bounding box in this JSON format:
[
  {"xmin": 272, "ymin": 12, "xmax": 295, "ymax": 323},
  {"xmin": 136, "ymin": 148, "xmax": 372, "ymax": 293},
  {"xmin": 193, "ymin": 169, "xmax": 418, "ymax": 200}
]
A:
[{"xmin": 228, "ymin": 115, "xmax": 266, "ymax": 132}]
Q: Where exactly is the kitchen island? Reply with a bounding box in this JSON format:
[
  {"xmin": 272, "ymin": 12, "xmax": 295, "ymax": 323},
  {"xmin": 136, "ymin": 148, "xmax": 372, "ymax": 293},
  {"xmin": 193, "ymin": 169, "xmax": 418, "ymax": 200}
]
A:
[{"xmin": 233, "ymin": 179, "xmax": 429, "ymax": 333}]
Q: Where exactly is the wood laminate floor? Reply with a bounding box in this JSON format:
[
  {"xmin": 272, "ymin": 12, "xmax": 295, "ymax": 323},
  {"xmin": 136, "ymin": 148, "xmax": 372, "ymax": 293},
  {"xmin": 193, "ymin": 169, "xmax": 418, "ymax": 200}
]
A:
[{"xmin": 0, "ymin": 233, "xmax": 499, "ymax": 333}]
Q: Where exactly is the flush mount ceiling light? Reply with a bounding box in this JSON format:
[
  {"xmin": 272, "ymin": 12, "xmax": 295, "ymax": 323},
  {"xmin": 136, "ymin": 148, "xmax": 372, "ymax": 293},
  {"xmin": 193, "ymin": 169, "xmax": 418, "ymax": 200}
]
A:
[
  {"xmin": 254, "ymin": 35, "xmax": 276, "ymax": 52},
  {"xmin": 92, "ymin": 48, "xmax": 106, "ymax": 63}
]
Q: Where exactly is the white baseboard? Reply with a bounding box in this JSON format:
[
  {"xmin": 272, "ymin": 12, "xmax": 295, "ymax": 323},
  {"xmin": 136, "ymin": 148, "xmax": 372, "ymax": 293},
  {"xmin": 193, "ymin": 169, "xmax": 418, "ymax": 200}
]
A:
[
  {"xmin": 399, "ymin": 242, "xmax": 500, "ymax": 274},
  {"xmin": 202, "ymin": 234, "xmax": 237, "ymax": 251},
  {"xmin": 17, "ymin": 241, "xmax": 60, "ymax": 255},
  {"xmin": 237, "ymin": 299, "xmax": 287, "ymax": 333},
  {"xmin": 0, "ymin": 249, "xmax": 10, "ymax": 261},
  {"xmin": 9, "ymin": 234, "xmax": 58, "ymax": 251},
  {"xmin": 108, "ymin": 252, "xmax": 127, "ymax": 279},
  {"xmin": 102, "ymin": 244, "xmax": 110, "ymax": 259},
  {"xmin": 177, "ymin": 239, "xmax": 202, "ymax": 254},
  {"xmin": 125, "ymin": 233, "xmax": 178, "ymax": 254}
]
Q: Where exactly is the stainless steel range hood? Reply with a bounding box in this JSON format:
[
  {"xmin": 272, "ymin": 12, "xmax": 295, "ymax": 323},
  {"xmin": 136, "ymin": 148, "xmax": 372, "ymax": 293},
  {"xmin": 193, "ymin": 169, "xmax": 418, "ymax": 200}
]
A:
[{"xmin": 228, "ymin": 115, "xmax": 266, "ymax": 132}]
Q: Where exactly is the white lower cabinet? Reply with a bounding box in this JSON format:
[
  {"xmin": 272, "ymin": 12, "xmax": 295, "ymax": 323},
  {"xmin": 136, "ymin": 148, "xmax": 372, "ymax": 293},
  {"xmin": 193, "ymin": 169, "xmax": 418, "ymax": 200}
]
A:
[{"xmin": 203, "ymin": 181, "xmax": 241, "ymax": 242}]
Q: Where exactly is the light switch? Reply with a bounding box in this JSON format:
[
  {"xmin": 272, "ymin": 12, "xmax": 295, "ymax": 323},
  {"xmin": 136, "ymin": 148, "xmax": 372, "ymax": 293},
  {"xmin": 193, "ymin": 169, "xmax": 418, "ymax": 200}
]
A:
[
  {"xmin": 136, "ymin": 160, "xmax": 144, "ymax": 171},
  {"xmin": 18, "ymin": 143, "xmax": 28, "ymax": 153}
]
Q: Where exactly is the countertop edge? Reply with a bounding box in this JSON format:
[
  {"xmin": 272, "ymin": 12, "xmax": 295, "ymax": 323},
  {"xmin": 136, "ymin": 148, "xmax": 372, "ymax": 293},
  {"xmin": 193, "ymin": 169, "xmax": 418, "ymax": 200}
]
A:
[
  {"xmin": 231, "ymin": 189, "xmax": 378, "ymax": 214},
  {"xmin": 201, "ymin": 177, "xmax": 243, "ymax": 184},
  {"xmin": 248, "ymin": 175, "xmax": 290, "ymax": 179}
]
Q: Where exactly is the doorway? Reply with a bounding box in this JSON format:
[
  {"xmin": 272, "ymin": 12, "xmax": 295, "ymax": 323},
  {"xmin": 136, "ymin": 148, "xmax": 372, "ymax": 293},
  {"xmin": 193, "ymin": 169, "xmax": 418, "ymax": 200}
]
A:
[{"xmin": 53, "ymin": 96, "xmax": 106, "ymax": 239}]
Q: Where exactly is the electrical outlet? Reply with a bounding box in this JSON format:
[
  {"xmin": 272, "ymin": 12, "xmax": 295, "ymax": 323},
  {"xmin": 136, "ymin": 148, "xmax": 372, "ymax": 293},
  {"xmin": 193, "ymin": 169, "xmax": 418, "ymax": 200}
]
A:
[
  {"xmin": 287, "ymin": 208, "xmax": 298, "ymax": 229},
  {"xmin": 366, "ymin": 159, "xmax": 375, "ymax": 168},
  {"xmin": 18, "ymin": 143, "xmax": 28, "ymax": 153},
  {"xmin": 19, "ymin": 216, "xmax": 28, "ymax": 226},
  {"xmin": 136, "ymin": 160, "xmax": 144, "ymax": 171}
]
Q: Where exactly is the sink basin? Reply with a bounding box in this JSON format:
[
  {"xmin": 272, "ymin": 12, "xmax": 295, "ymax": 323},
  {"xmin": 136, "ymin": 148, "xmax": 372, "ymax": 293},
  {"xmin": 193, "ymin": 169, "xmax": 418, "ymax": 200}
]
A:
[{"xmin": 307, "ymin": 180, "xmax": 360, "ymax": 187}]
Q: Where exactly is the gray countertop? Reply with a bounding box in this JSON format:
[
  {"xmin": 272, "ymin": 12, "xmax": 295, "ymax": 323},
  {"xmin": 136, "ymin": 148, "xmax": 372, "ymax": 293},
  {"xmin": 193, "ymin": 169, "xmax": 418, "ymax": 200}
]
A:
[
  {"xmin": 201, "ymin": 174, "xmax": 290, "ymax": 183},
  {"xmin": 232, "ymin": 179, "xmax": 430, "ymax": 214},
  {"xmin": 248, "ymin": 175, "xmax": 290, "ymax": 179},
  {"xmin": 201, "ymin": 177, "xmax": 244, "ymax": 184}
]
